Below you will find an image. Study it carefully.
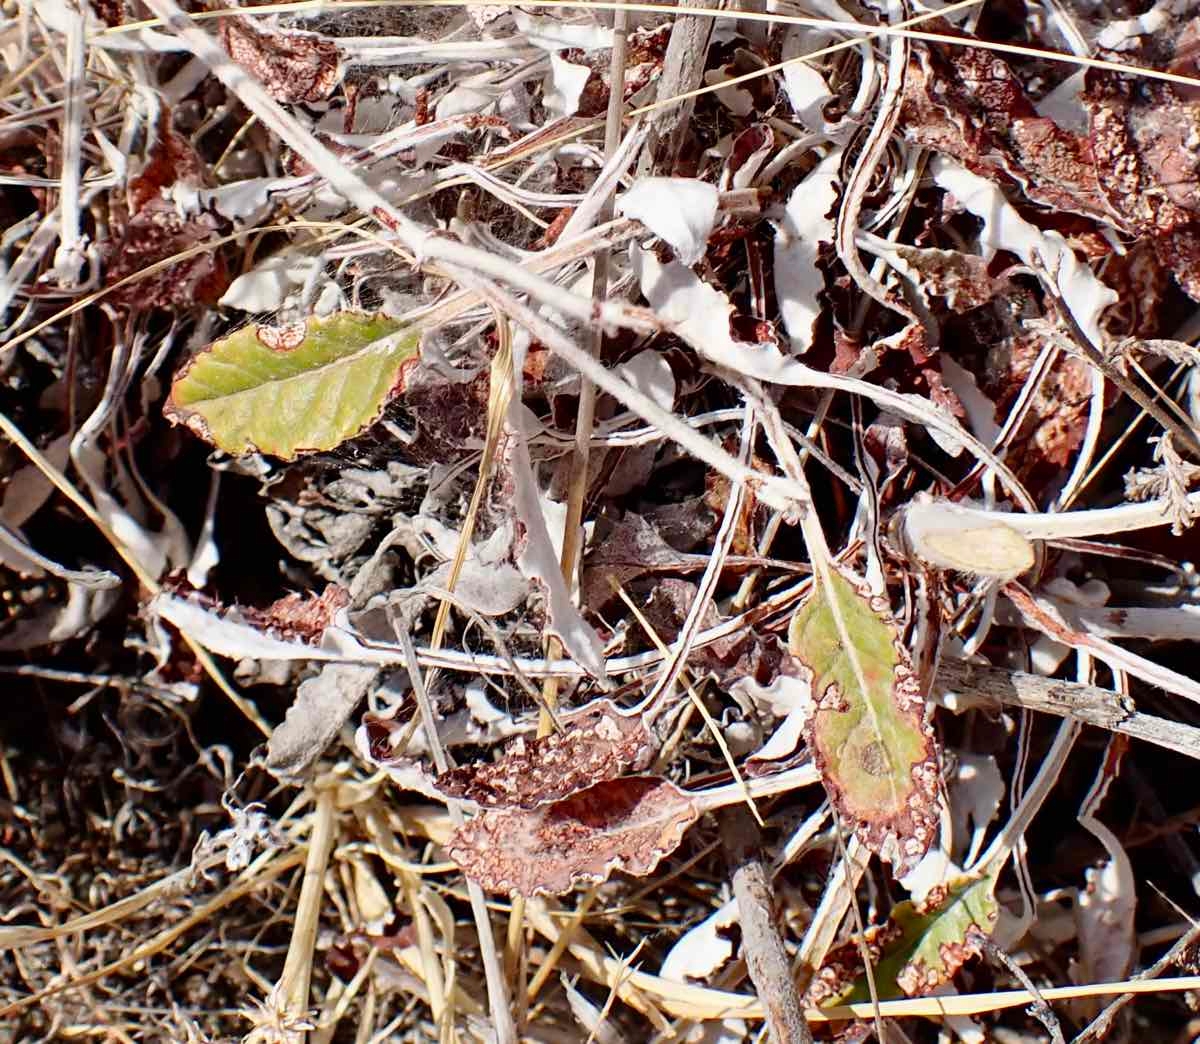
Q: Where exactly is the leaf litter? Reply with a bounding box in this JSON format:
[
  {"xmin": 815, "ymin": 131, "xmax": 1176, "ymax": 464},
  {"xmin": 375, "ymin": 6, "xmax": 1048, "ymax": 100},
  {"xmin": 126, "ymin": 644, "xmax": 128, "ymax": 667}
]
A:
[{"xmin": 4, "ymin": 0, "xmax": 1200, "ymax": 1040}]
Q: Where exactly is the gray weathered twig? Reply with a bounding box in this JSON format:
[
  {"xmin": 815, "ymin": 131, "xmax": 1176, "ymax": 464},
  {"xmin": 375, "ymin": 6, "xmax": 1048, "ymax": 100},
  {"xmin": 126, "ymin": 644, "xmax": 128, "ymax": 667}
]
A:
[
  {"xmin": 636, "ymin": 0, "xmax": 725, "ymax": 177},
  {"xmin": 935, "ymin": 657, "xmax": 1200, "ymax": 761},
  {"xmin": 719, "ymin": 807, "xmax": 814, "ymax": 1044}
]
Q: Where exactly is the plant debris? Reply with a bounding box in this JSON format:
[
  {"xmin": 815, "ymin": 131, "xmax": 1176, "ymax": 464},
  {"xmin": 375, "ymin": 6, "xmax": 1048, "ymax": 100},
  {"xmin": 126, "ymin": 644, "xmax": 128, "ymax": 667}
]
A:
[{"xmin": 4, "ymin": 0, "xmax": 1200, "ymax": 1039}]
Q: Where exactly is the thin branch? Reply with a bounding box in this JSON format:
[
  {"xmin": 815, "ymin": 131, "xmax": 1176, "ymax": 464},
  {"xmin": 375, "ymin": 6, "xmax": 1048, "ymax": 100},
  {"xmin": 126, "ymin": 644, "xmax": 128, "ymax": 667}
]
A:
[{"xmin": 720, "ymin": 807, "xmax": 814, "ymax": 1044}]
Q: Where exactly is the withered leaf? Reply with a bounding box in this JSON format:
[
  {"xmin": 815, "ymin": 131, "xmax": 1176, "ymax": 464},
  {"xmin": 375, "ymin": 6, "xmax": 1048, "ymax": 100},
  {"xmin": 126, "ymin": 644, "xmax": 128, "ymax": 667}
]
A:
[
  {"xmin": 106, "ymin": 201, "xmax": 228, "ymax": 310},
  {"xmin": 267, "ymin": 663, "xmax": 377, "ymax": 781},
  {"xmin": 817, "ymin": 869, "xmax": 1000, "ymax": 1006},
  {"xmin": 434, "ymin": 699, "xmax": 656, "ymax": 809},
  {"xmin": 1085, "ymin": 68, "xmax": 1200, "ymax": 300},
  {"xmin": 901, "ymin": 34, "xmax": 1107, "ymax": 221},
  {"xmin": 446, "ymin": 776, "xmax": 698, "ymax": 896},
  {"xmin": 106, "ymin": 124, "xmax": 228, "ymax": 310},
  {"xmin": 885, "ymin": 245, "xmax": 1002, "ymax": 314},
  {"xmin": 788, "ymin": 566, "xmax": 941, "ymax": 877},
  {"xmin": 242, "ymin": 584, "xmax": 349, "ymax": 644},
  {"xmin": 219, "ymin": 17, "xmax": 341, "ymax": 104}
]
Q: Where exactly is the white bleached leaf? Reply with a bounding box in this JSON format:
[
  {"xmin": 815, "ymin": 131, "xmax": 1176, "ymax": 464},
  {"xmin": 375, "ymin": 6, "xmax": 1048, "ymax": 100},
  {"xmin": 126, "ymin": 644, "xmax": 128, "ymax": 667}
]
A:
[
  {"xmin": 780, "ymin": 29, "xmax": 835, "ymax": 131},
  {"xmin": 634, "ymin": 247, "xmax": 782, "ymax": 376},
  {"xmin": 420, "ymin": 558, "xmax": 529, "ymax": 617},
  {"xmin": 219, "ymin": 253, "xmax": 327, "ymax": 312},
  {"xmin": 1073, "ymin": 819, "xmax": 1136, "ymax": 986},
  {"xmin": 900, "ymin": 847, "xmax": 963, "ymax": 904},
  {"xmin": 939, "ymin": 357, "xmax": 1000, "ymax": 445},
  {"xmin": 1036, "ymin": 70, "xmax": 1088, "ymax": 134},
  {"xmin": 950, "ymin": 754, "xmax": 1005, "ymax": 868},
  {"xmin": 897, "ymin": 498, "xmax": 1035, "ymax": 579},
  {"xmin": 661, "ymin": 899, "xmax": 739, "ymax": 983},
  {"xmin": 751, "ymin": 706, "xmax": 809, "ymax": 763},
  {"xmin": 505, "ymin": 407, "xmax": 608, "ymax": 680},
  {"xmin": 266, "ymin": 663, "xmax": 378, "ymax": 779},
  {"xmin": 544, "ymin": 52, "xmax": 592, "ymax": 118},
  {"xmin": 633, "ymin": 252, "xmax": 976, "ymax": 460},
  {"xmin": 436, "ymin": 78, "xmax": 496, "ymax": 120},
  {"xmin": 169, "ymin": 178, "xmax": 296, "ymax": 225},
  {"xmin": 703, "ymin": 67, "xmax": 754, "ymax": 116},
  {"xmin": 773, "ymin": 152, "xmax": 840, "ymax": 353},
  {"xmin": 613, "ymin": 348, "xmax": 676, "ymax": 410},
  {"xmin": 1095, "ymin": 3, "xmax": 1174, "ymax": 51},
  {"xmin": 512, "ymin": 11, "xmax": 613, "ymax": 51},
  {"xmin": 618, "ymin": 178, "xmax": 719, "ymax": 267},
  {"xmin": 931, "ymin": 159, "xmax": 1117, "ymax": 345}
]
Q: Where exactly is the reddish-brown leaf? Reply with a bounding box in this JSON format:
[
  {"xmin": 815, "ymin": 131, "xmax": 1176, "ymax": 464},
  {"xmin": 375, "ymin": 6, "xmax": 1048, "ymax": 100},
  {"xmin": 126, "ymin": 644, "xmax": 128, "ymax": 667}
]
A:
[
  {"xmin": 242, "ymin": 584, "xmax": 350, "ymax": 644},
  {"xmin": 888, "ymin": 245, "xmax": 1002, "ymax": 314},
  {"xmin": 105, "ymin": 124, "xmax": 229, "ymax": 310},
  {"xmin": 433, "ymin": 699, "xmax": 657, "ymax": 809},
  {"xmin": 106, "ymin": 201, "xmax": 229, "ymax": 309},
  {"xmin": 446, "ymin": 776, "xmax": 699, "ymax": 896},
  {"xmin": 219, "ymin": 17, "xmax": 341, "ymax": 104},
  {"xmin": 1083, "ymin": 18, "xmax": 1200, "ymax": 299},
  {"xmin": 901, "ymin": 35, "xmax": 1107, "ymax": 221}
]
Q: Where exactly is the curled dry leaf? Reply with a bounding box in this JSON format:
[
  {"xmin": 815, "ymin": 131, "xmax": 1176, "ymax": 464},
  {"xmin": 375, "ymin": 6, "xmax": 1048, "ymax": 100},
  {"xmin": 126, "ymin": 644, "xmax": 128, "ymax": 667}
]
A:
[
  {"xmin": 242, "ymin": 584, "xmax": 350, "ymax": 643},
  {"xmin": 901, "ymin": 36, "xmax": 1107, "ymax": 221},
  {"xmin": 788, "ymin": 565, "xmax": 941, "ymax": 877},
  {"xmin": 894, "ymin": 499, "xmax": 1034, "ymax": 579},
  {"xmin": 434, "ymin": 699, "xmax": 657, "ymax": 809},
  {"xmin": 617, "ymin": 177, "xmax": 719, "ymax": 267},
  {"xmin": 106, "ymin": 126, "xmax": 228, "ymax": 310},
  {"xmin": 446, "ymin": 776, "xmax": 699, "ymax": 897},
  {"xmin": 875, "ymin": 244, "xmax": 1003, "ymax": 314},
  {"xmin": 165, "ymin": 312, "xmax": 419, "ymax": 459},
  {"xmin": 660, "ymin": 898, "xmax": 739, "ymax": 983},
  {"xmin": 267, "ymin": 662, "xmax": 378, "ymax": 781},
  {"xmin": 219, "ymin": 17, "xmax": 341, "ymax": 104},
  {"xmin": 773, "ymin": 151, "xmax": 839, "ymax": 354}
]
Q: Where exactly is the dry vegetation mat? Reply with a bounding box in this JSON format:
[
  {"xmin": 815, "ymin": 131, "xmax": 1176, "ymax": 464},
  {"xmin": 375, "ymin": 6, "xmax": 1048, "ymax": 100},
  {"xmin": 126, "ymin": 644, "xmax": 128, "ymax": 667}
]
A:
[{"xmin": 5, "ymin": 0, "xmax": 1200, "ymax": 1040}]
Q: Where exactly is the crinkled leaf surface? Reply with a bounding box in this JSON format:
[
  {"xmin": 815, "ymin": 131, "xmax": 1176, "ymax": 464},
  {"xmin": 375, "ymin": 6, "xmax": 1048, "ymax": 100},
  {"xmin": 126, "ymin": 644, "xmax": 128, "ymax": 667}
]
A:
[
  {"xmin": 789, "ymin": 566, "xmax": 940, "ymax": 875},
  {"xmin": 446, "ymin": 776, "xmax": 699, "ymax": 897},
  {"xmin": 435, "ymin": 700, "xmax": 657, "ymax": 809},
  {"xmin": 833, "ymin": 870, "xmax": 999, "ymax": 1004},
  {"xmin": 166, "ymin": 312, "xmax": 417, "ymax": 459}
]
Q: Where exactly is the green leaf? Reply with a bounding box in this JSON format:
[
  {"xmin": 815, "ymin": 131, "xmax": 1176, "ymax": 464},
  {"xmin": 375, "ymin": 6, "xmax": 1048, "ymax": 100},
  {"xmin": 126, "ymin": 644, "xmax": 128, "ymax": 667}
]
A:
[
  {"xmin": 788, "ymin": 565, "xmax": 940, "ymax": 875},
  {"xmin": 165, "ymin": 312, "xmax": 418, "ymax": 459},
  {"xmin": 830, "ymin": 870, "xmax": 1000, "ymax": 1004}
]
